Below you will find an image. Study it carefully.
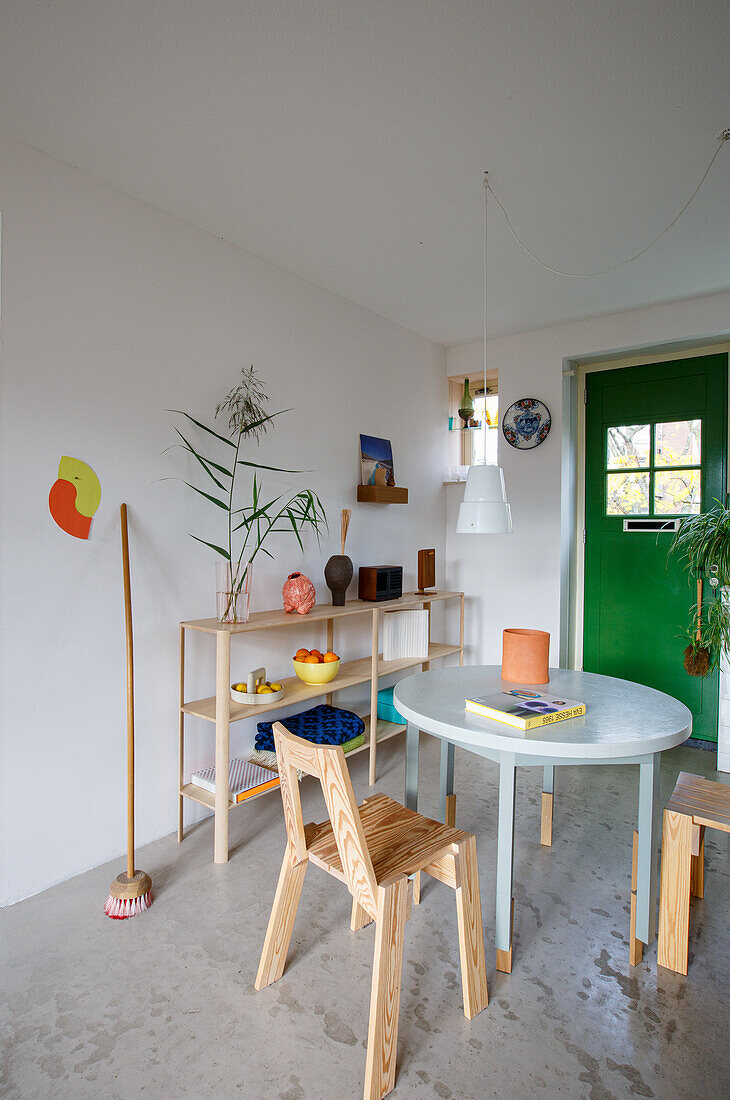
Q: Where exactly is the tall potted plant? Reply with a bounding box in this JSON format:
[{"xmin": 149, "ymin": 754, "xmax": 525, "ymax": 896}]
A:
[
  {"xmin": 171, "ymin": 366, "xmax": 327, "ymax": 622},
  {"xmin": 669, "ymin": 500, "xmax": 730, "ymax": 675}
]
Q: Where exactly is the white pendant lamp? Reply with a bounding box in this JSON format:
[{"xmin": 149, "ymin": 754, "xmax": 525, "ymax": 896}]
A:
[
  {"xmin": 456, "ymin": 463, "xmax": 512, "ymax": 533},
  {"xmin": 457, "ymin": 172, "xmax": 512, "ymax": 535}
]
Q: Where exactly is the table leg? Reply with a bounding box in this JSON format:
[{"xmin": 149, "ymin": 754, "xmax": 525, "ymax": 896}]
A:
[
  {"xmin": 496, "ymin": 755, "xmax": 517, "ymax": 973},
  {"xmin": 214, "ymin": 630, "xmax": 231, "ymax": 864},
  {"xmin": 635, "ymin": 753, "xmax": 661, "ymax": 945},
  {"xmin": 541, "ymin": 764, "xmax": 554, "ymax": 846},
  {"xmin": 405, "ymin": 723, "xmax": 420, "ymax": 812},
  {"xmin": 405, "ymin": 722, "xmax": 422, "ymax": 903},
  {"xmin": 439, "ymin": 740, "xmax": 456, "ymax": 826}
]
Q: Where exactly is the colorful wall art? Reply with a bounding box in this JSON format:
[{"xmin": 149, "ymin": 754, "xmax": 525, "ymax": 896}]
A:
[
  {"xmin": 359, "ymin": 434, "xmax": 395, "ymax": 487},
  {"xmin": 49, "ymin": 456, "xmax": 101, "ymax": 539}
]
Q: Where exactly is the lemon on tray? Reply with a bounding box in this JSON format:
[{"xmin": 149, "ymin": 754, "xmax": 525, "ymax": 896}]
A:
[
  {"xmin": 269, "ymin": 682, "xmax": 282, "ymax": 692},
  {"xmin": 257, "ymin": 685, "xmax": 273, "ymax": 694}
]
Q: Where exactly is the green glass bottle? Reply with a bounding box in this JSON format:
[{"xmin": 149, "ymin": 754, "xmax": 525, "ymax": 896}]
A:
[{"xmin": 458, "ymin": 379, "xmax": 474, "ymax": 427}]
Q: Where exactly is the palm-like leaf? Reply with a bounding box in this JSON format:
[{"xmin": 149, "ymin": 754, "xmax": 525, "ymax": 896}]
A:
[
  {"xmin": 191, "ymin": 534, "xmax": 230, "ymax": 559},
  {"xmin": 173, "ymin": 428, "xmax": 231, "ymax": 491},
  {"xmin": 168, "ymin": 409, "xmax": 235, "ymax": 448},
  {"xmin": 183, "ymin": 481, "xmax": 229, "ymax": 510}
]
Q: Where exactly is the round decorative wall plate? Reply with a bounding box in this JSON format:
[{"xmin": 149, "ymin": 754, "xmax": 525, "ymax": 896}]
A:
[{"xmin": 502, "ymin": 398, "xmax": 551, "ymax": 449}]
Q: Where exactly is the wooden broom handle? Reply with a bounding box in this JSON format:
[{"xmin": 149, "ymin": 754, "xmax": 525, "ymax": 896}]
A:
[{"xmin": 120, "ymin": 504, "xmax": 135, "ymax": 879}]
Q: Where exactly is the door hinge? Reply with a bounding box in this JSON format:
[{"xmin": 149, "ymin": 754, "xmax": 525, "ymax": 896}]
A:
[
  {"xmin": 584, "ymin": 387, "xmax": 587, "ymax": 405},
  {"xmin": 583, "ymin": 528, "xmax": 587, "ymax": 545}
]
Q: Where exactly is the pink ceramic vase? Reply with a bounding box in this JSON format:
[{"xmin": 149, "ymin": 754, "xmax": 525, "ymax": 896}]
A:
[{"xmin": 282, "ymin": 572, "xmax": 316, "ymax": 615}]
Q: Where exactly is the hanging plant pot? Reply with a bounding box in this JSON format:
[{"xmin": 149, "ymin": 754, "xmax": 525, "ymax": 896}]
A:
[{"xmin": 669, "ymin": 503, "xmax": 730, "ymax": 675}]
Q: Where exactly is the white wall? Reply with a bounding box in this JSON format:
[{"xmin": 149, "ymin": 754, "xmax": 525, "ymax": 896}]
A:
[
  {"xmin": 445, "ymin": 291, "xmax": 730, "ymax": 670},
  {"xmin": 0, "ymin": 134, "xmax": 448, "ymax": 906}
]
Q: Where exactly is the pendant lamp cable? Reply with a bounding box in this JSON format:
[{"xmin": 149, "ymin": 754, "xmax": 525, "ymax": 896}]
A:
[{"xmin": 486, "ymin": 131, "xmax": 729, "ymax": 279}]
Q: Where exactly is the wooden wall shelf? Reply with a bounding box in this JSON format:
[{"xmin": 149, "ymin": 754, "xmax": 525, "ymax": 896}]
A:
[
  {"xmin": 178, "ymin": 590, "xmax": 464, "ymax": 864},
  {"xmin": 357, "ymin": 484, "xmax": 408, "ymax": 504}
]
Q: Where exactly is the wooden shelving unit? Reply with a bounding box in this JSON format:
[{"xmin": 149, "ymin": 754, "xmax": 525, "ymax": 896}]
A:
[{"xmin": 178, "ymin": 590, "xmax": 464, "ymax": 863}]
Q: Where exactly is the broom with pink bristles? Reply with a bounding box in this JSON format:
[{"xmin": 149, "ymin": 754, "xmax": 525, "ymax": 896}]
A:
[{"xmin": 104, "ymin": 504, "xmax": 153, "ymax": 919}]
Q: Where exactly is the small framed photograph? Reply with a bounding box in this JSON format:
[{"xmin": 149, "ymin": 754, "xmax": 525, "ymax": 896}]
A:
[{"xmin": 360, "ymin": 434, "xmax": 395, "ymax": 487}]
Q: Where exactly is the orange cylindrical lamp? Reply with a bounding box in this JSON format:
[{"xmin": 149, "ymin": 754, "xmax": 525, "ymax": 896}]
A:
[{"xmin": 501, "ymin": 628, "xmax": 550, "ymax": 685}]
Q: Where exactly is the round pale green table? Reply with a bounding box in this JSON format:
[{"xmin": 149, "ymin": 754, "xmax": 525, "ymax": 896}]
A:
[{"xmin": 394, "ymin": 665, "xmax": 691, "ymax": 972}]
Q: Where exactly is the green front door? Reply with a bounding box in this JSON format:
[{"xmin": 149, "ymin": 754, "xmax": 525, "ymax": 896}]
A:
[{"xmin": 584, "ymin": 354, "xmax": 728, "ymax": 742}]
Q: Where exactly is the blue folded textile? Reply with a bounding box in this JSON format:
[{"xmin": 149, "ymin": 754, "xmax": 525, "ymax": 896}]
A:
[{"xmin": 256, "ymin": 704, "xmax": 365, "ymax": 753}]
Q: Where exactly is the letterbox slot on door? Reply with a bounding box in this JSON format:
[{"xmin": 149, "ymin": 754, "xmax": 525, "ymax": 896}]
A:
[{"xmin": 622, "ymin": 519, "xmax": 680, "ymax": 533}]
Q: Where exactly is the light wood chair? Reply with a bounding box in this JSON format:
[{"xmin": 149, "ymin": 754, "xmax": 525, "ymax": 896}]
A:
[
  {"xmin": 658, "ymin": 771, "xmax": 730, "ymax": 975},
  {"xmin": 255, "ymin": 722, "xmax": 489, "ymax": 1100}
]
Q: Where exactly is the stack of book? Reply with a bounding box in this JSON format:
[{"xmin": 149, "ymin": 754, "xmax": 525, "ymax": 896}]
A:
[{"xmin": 191, "ymin": 757, "xmax": 280, "ymax": 802}]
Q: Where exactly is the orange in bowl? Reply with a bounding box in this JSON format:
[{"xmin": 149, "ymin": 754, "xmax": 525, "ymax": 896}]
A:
[
  {"xmin": 292, "ymin": 656, "xmax": 341, "ymax": 684},
  {"xmin": 294, "ymin": 648, "xmax": 310, "ymax": 660},
  {"xmin": 309, "ymin": 649, "xmax": 324, "ymax": 661},
  {"xmin": 323, "ymin": 651, "xmax": 339, "ymax": 662}
]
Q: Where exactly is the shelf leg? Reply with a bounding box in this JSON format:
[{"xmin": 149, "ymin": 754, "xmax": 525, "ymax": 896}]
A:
[
  {"xmin": 422, "ymin": 600, "xmax": 432, "ymax": 671},
  {"xmin": 369, "ymin": 609, "xmax": 379, "ymax": 785},
  {"xmin": 326, "ymin": 618, "xmax": 334, "ymax": 707},
  {"xmin": 178, "ymin": 625, "xmax": 185, "ymax": 843},
  {"xmin": 214, "ymin": 629, "xmax": 231, "ymax": 863},
  {"xmin": 459, "ymin": 594, "xmax": 464, "ymax": 666}
]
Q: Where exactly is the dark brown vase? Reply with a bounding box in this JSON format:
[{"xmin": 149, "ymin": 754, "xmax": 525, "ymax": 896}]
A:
[{"xmin": 324, "ymin": 554, "xmax": 353, "ymax": 606}]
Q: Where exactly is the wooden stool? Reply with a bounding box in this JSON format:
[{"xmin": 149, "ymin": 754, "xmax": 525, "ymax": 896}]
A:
[
  {"xmin": 255, "ymin": 723, "xmax": 489, "ymax": 1100},
  {"xmin": 657, "ymin": 771, "xmax": 729, "ymax": 975}
]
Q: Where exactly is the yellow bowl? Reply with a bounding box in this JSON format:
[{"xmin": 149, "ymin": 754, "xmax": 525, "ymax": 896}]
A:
[{"xmin": 292, "ymin": 658, "xmax": 341, "ymax": 685}]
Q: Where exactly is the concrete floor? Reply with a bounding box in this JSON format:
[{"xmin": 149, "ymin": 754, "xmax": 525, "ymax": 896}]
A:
[{"xmin": 2, "ymin": 736, "xmax": 729, "ymax": 1100}]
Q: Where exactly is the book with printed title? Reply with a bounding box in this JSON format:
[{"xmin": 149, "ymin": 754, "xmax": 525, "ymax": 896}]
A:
[{"xmin": 465, "ymin": 689, "xmax": 586, "ymax": 730}]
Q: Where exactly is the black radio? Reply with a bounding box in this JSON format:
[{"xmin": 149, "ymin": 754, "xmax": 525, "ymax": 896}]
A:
[{"xmin": 358, "ymin": 566, "xmax": 403, "ymax": 602}]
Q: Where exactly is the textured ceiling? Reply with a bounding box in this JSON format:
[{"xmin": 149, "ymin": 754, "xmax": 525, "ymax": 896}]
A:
[{"xmin": 0, "ymin": 0, "xmax": 728, "ymax": 344}]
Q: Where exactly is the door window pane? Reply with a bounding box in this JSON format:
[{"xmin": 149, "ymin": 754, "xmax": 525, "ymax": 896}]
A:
[
  {"xmin": 607, "ymin": 425, "xmax": 650, "ymax": 469},
  {"xmin": 654, "ymin": 470, "xmax": 701, "ymax": 514},
  {"xmin": 606, "ymin": 472, "xmax": 650, "ymax": 515},
  {"xmin": 654, "ymin": 420, "xmax": 701, "ymax": 467}
]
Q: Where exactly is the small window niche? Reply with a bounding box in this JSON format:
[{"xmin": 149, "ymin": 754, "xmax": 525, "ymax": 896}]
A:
[{"xmin": 447, "ymin": 373, "xmax": 499, "ymax": 481}]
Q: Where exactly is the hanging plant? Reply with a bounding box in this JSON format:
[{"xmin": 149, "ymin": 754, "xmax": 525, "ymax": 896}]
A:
[
  {"xmin": 668, "ymin": 500, "xmax": 730, "ymax": 674},
  {"xmin": 169, "ymin": 365, "xmax": 327, "ymax": 621}
]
